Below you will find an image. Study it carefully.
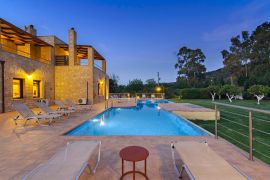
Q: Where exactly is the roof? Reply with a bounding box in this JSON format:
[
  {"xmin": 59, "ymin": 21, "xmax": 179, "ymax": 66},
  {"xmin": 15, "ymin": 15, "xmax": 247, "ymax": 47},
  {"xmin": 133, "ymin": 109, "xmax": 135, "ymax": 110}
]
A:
[
  {"xmin": 0, "ymin": 18, "xmax": 52, "ymax": 46},
  {"xmin": 57, "ymin": 44, "xmax": 105, "ymax": 60}
]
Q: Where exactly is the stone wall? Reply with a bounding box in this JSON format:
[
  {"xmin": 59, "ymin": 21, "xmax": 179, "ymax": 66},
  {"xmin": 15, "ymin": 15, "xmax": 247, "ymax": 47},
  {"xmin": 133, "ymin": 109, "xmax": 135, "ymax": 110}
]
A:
[
  {"xmin": 93, "ymin": 67, "xmax": 107, "ymax": 103},
  {"xmin": 0, "ymin": 63, "xmax": 2, "ymax": 112},
  {"xmin": 0, "ymin": 49, "xmax": 55, "ymax": 112},
  {"xmin": 55, "ymin": 65, "xmax": 93, "ymax": 104}
]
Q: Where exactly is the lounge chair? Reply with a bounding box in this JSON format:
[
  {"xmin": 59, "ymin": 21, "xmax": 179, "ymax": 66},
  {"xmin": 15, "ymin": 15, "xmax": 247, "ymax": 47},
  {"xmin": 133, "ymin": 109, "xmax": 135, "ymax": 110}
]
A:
[
  {"xmin": 142, "ymin": 94, "xmax": 146, "ymax": 99},
  {"xmin": 35, "ymin": 101, "xmax": 74, "ymax": 116},
  {"xmin": 151, "ymin": 94, "xmax": 155, "ymax": 99},
  {"xmin": 12, "ymin": 102, "xmax": 61, "ymax": 127},
  {"xmin": 171, "ymin": 141, "xmax": 250, "ymax": 180},
  {"xmin": 23, "ymin": 141, "xmax": 101, "ymax": 180},
  {"xmin": 65, "ymin": 99, "xmax": 92, "ymax": 111},
  {"xmin": 55, "ymin": 100, "xmax": 76, "ymax": 111}
]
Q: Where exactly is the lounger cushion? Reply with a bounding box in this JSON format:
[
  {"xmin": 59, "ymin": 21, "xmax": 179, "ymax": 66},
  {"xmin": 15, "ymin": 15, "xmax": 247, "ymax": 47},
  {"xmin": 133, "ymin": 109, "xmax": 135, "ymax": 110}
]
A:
[
  {"xmin": 24, "ymin": 141, "xmax": 99, "ymax": 180},
  {"xmin": 174, "ymin": 141, "xmax": 246, "ymax": 180}
]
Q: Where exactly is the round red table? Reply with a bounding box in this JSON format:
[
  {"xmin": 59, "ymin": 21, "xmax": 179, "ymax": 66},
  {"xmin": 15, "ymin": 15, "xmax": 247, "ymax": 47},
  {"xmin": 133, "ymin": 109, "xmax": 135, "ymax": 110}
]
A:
[{"xmin": 120, "ymin": 146, "xmax": 149, "ymax": 180}]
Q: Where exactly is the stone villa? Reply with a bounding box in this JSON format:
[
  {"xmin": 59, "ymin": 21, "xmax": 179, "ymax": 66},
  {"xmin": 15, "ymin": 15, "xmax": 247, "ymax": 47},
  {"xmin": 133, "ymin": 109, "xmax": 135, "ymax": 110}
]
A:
[{"xmin": 0, "ymin": 18, "xmax": 108, "ymax": 112}]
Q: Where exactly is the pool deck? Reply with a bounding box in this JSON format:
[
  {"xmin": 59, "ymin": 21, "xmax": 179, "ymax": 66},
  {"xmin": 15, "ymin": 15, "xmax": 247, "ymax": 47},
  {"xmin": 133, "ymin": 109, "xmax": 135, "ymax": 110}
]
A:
[
  {"xmin": 159, "ymin": 103, "xmax": 219, "ymax": 120},
  {"xmin": 0, "ymin": 102, "xmax": 269, "ymax": 179}
]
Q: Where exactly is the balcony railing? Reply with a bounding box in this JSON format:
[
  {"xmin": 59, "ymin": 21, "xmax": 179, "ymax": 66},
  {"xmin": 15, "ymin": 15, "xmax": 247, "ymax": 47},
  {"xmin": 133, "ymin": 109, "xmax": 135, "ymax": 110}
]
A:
[
  {"xmin": 55, "ymin": 56, "xmax": 69, "ymax": 66},
  {"xmin": 0, "ymin": 44, "xmax": 51, "ymax": 64}
]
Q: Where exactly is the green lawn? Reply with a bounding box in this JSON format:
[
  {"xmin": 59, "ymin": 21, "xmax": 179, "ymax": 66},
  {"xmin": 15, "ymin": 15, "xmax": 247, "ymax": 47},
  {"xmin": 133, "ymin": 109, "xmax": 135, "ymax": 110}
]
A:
[{"xmin": 171, "ymin": 98, "xmax": 270, "ymax": 165}]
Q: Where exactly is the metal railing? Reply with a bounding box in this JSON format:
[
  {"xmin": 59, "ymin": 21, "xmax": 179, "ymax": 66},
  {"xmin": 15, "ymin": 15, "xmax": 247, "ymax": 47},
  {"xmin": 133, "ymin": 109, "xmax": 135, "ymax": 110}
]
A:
[
  {"xmin": 109, "ymin": 93, "xmax": 130, "ymax": 99},
  {"xmin": 213, "ymin": 102, "xmax": 270, "ymax": 164},
  {"xmin": 135, "ymin": 93, "xmax": 165, "ymax": 99},
  {"xmin": 109, "ymin": 93, "xmax": 165, "ymax": 99},
  {"xmin": 0, "ymin": 44, "xmax": 51, "ymax": 64}
]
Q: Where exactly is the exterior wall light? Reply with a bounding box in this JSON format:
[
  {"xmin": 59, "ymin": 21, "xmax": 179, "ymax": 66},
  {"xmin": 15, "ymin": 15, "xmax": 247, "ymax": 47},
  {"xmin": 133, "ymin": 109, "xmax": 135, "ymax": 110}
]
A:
[{"xmin": 27, "ymin": 74, "xmax": 33, "ymax": 79}]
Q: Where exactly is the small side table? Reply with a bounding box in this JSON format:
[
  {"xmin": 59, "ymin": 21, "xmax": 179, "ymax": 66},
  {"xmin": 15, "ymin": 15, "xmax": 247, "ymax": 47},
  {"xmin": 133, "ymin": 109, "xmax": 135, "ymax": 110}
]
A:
[{"xmin": 120, "ymin": 146, "xmax": 149, "ymax": 180}]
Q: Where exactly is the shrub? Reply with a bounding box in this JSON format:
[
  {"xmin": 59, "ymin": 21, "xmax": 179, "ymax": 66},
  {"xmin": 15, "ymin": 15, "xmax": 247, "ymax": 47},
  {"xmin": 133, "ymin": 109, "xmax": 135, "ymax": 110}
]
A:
[
  {"xmin": 207, "ymin": 85, "xmax": 221, "ymax": 101},
  {"xmin": 220, "ymin": 85, "xmax": 242, "ymax": 103},
  {"xmin": 248, "ymin": 85, "xmax": 270, "ymax": 104},
  {"xmin": 178, "ymin": 88, "xmax": 210, "ymax": 99}
]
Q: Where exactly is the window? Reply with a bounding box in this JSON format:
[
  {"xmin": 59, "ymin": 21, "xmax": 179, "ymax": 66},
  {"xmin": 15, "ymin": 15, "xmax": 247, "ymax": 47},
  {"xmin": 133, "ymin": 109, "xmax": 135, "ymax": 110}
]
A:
[
  {"xmin": 80, "ymin": 58, "xmax": 88, "ymax": 65},
  {"xmin": 33, "ymin": 80, "xmax": 41, "ymax": 98},
  {"xmin": 98, "ymin": 81, "xmax": 104, "ymax": 96},
  {"xmin": 13, "ymin": 78, "xmax": 23, "ymax": 99}
]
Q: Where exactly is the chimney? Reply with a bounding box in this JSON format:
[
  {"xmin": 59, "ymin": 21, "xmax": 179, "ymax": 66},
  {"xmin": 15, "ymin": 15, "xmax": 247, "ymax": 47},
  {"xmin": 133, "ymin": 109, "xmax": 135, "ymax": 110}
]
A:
[
  {"xmin": 68, "ymin": 27, "xmax": 77, "ymax": 66},
  {"xmin": 25, "ymin": 25, "xmax": 37, "ymax": 36}
]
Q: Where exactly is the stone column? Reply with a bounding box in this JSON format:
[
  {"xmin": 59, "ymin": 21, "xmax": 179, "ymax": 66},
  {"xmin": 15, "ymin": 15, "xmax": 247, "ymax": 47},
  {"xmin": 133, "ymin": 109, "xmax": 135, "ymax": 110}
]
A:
[
  {"xmin": 102, "ymin": 60, "xmax": 107, "ymax": 100},
  {"xmin": 102, "ymin": 60, "xmax": 106, "ymax": 73},
  {"xmin": 88, "ymin": 47, "xmax": 94, "ymax": 104},
  {"xmin": 68, "ymin": 28, "xmax": 77, "ymax": 66},
  {"xmin": 0, "ymin": 26, "xmax": 2, "ymax": 49}
]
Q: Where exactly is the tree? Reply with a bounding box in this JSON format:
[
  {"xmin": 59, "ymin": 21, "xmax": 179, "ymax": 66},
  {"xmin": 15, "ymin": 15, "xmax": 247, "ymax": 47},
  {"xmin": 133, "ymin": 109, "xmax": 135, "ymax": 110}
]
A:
[
  {"xmin": 175, "ymin": 47, "xmax": 206, "ymax": 87},
  {"xmin": 250, "ymin": 22, "xmax": 270, "ymax": 65},
  {"xmin": 207, "ymin": 85, "xmax": 220, "ymax": 101},
  {"xmin": 144, "ymin": 79, "xmax": 156, "ymax": 93},
  {"xmin": 109, "ymin": 74, "xmax": 119, "ymax": 93},
  {"xmin": 221, "ymin": 50, "xmax": 240, "ymax": 85},
  {"xmin": 220, "ymin": 85, "xmax": 241, "ymax": 103},
  {"xmin": 248, "ymin": 85, "xmax": 270, "ymax": 104},
  {"xmin": 126, "ymin": 79, "xmax": 144, "ymax": 93},
  {"xmin": 221, "ymin": 31, "xmax": 252, "ymax": 85}
]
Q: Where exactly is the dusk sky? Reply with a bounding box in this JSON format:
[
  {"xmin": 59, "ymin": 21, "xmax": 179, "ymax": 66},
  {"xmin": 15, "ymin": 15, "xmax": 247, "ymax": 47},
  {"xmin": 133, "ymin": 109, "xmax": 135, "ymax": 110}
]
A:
[{"xmin": 1, "ymin": 0, "xmax": 270, "ymax": 84}]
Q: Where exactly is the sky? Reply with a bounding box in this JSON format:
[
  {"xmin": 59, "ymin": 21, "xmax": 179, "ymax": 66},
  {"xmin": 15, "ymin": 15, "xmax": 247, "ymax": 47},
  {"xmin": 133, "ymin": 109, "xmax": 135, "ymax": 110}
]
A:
[{"xmin": 1, "ymin": 0, "xmax": 270, "ymax": 84}]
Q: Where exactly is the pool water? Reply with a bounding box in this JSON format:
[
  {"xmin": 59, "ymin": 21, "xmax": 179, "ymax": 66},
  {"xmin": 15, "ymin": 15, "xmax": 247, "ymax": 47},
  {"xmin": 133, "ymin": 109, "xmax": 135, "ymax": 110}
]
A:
[{"xmin": 66, "ymin": 100, "xmax": 208, "ymax": 136}]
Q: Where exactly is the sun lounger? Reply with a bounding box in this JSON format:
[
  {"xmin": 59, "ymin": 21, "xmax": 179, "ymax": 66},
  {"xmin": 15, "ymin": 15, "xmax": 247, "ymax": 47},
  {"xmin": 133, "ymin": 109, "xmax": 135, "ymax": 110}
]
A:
[
  {"xmin": 35, "ymin": 101, "xmax": 74, "ymax": 116},
  {"xmin": 55, "ymin": 100, "xmax": 76, "ymax": 111},
  {"xmin": 171, "ymin": 141, "xmax": 250, "ymax": 180},
  {"xmin": 65, "ymin": 99, "xmax": 92, "ymax": 111},
  {"xmin": 23, "ymin": 141, "xmax": 101, "ymax": 180},
  {"xmin": 151, "ymin": 94, "xmax": 155, "ymax": 99},
  {"xmin": 12, "ymin": 102, "xmax": 61, "ymax": 127}
]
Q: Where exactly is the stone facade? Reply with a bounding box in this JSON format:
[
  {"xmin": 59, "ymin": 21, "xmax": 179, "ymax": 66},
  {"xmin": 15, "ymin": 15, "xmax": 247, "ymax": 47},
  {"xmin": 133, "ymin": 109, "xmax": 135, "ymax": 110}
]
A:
[
  {"xmin": 0, "ymin": 19, "xmax": 108, "ymax": 112},
  {"xmin": 0, "ymin": 48, "xmax": 55, "ymax": 112}
]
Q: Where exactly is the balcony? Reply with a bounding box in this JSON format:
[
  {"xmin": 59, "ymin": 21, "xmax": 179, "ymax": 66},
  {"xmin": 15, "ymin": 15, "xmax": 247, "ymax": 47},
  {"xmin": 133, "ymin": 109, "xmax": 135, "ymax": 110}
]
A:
[
  {"xmin": 0, "ymin": 42, "xmax": 52, "ymax": 64},
  {"xmin": 0, "ymin": 18, "xmax": 52, "ymax": 64}
]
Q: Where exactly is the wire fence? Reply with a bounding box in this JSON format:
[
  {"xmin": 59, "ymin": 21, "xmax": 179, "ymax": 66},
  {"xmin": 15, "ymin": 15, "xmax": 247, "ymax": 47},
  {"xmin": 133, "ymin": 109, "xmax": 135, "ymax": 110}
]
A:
[{"xmin": 212, "ymin": 102, "xmax": 270, "ymax": 164}]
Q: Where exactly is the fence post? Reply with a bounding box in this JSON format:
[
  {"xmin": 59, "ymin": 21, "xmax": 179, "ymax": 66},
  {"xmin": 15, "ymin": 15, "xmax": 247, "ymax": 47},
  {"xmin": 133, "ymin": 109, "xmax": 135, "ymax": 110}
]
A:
[
  {"xmin": 215, "ymin": 104, "xmax": 218, "ymax": 139},
  {"xmin": 249, "ymin": 111, "xmax": 253, "ymax": 161}
]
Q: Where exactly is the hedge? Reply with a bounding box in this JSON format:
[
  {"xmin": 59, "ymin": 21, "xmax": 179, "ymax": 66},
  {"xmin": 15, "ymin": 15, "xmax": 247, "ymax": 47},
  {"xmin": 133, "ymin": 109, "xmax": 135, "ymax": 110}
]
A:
[{"xmin": 178, "ymin": 88, "xmax": 210, "ymax": 99}]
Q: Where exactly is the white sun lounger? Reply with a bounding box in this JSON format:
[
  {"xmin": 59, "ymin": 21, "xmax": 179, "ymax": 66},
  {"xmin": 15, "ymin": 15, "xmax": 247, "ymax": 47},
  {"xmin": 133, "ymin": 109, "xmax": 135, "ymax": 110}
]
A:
[
  {"xmin": 171, "ymin": 141, "xmax": 250, "ymax": 180},
  {"xmin": 12, "ymin": 102, "xmax": 61, "ymax": 127},
  {"xmin": 35, "ymin": 101, "xmax": 73, "ymax": 116},
  {"xmin": 65, "ymin": 99, "xmax": 92, "ymax": 111},
  {"xmin": 55, "ymin": 100, "xmax": 76, "ymax": 111},
  {"xmin": 23, "ymin": 141, "xmax": 101, "ymax": 180}
]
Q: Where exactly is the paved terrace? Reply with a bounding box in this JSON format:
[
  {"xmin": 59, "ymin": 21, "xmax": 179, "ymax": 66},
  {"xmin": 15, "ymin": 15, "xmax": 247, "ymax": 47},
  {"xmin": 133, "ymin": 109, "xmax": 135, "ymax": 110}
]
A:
[
  {"xmin": 159, "ymin": 103, "xmax": 217, "ymax": 121},
  {"xmin": 0, "ymin": 102, "xmax": 269, "ymax": 180}
]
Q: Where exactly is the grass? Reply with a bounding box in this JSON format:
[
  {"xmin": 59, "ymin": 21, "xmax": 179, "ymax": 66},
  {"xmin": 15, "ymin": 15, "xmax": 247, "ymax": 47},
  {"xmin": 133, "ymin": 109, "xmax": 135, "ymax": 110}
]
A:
[{"xmin": 171, "ymin": 98, "xmax": 270, "ymax": 165}]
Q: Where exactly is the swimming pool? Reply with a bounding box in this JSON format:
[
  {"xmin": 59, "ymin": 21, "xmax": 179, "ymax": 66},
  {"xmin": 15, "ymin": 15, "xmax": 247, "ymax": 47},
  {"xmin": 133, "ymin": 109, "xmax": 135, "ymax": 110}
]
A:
[{"xmin": 66, "ymin": 100, "xmax": 209, "ymax": 136}]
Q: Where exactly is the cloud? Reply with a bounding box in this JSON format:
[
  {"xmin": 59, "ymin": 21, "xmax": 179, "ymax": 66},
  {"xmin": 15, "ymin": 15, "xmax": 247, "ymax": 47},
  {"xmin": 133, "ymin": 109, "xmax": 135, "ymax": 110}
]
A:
[{"xmin": 202, "ymin": 0, "xmax": 270, "ymax": 42}]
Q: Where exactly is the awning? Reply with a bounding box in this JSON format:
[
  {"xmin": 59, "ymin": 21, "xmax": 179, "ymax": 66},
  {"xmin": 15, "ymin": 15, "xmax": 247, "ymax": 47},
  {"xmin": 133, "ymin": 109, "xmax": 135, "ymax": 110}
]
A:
[
  {"xmin": 57, "ymin": 44, "xmax": 105, "ymax": 60},
  {"xmin": 0, "ymin": 18, "xmax": 51, "ymax": 46}
]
